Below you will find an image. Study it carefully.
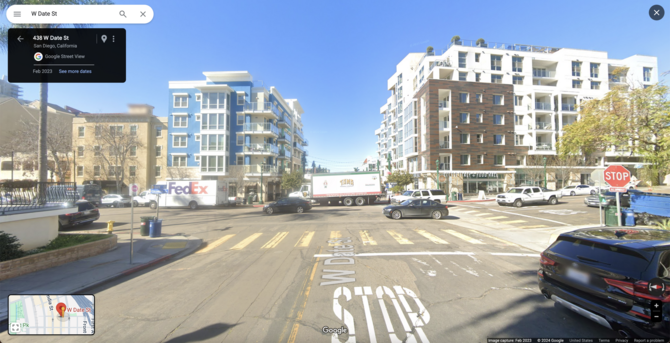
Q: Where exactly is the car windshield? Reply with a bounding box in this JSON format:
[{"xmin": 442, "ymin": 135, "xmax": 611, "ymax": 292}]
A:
[
  {"xmin": 402, "ymin": 191, "xmax": 413, "ymax": 196},
  {"xmin": 506, "ymin": 188, "xmax": 524, "ymax": 193},
  {"xmin": 400, "ymin": 200, "xmax": 412, "ymax": 206},
  {"xmin": 563, "ymin": 186, "xmax": 575, "ymax": 189}
]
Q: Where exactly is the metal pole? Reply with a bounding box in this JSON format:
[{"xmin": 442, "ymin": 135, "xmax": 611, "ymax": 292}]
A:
[
  {"xmin": 616, "ymin": 191, "xmax": 622, "ymax": 226},
  {"xmin": 10, "ymin": 151, "xmax": 14, "ymax": 182},
  {"xmin": 543, "ymin": 157, "xmax": 547, "ymax": 188},
  {"xmin": 259, "ymin": 163, "xmax": 264, "ymax": 204},
  {"xmin": 436, "ymin": 159, "xmax": 440, "ymax": 190},
  {"xmin": 130, "ymin": 192, "xmax": 134, "ymax": 264},
  {"xmin": 598, "ymin": 179, "xmax": 603, "ymax": 227},
  {"xmin": 156, "ymin": 193, "xmax": 160, "ymax": 220}
]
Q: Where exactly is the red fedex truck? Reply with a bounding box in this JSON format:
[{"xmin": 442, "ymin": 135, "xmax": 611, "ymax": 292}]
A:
[{"xmin": 147, "ymin": 180, "xmax": 229, "ymax": 210}]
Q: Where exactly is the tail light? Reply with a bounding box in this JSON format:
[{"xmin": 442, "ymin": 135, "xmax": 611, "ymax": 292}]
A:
[
  {"xmin": 445, "ymin": 205, "xmax": 449, "ymax": 209},
  {"xmin": 604, "ymin": 278, "xmax": 670, "ymax": 302},
  {"xmin": 65, "ymin": 212, "xmax": 78, "ymax": 216},
  {"xmin": 540, "ymin": 253, "xmax": 556, "ymax": 266},
  {"xmin": 82, "ymin": 196, "xmax": 86, "ymax": 200}
]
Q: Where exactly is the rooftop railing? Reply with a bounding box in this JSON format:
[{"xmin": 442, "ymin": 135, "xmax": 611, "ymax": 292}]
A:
[
  {"xmin": 444, "ymin": 40, "xmax": 560, "ymax": 54},
  {"xmin": 1, "ymin": 182, "xmax": 78, "ymax": 215}
]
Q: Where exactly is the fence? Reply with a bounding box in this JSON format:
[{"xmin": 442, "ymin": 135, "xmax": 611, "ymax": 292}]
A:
[{"xmin": 1, "ymin": 182, "xmax": 78, "ymax": 215}]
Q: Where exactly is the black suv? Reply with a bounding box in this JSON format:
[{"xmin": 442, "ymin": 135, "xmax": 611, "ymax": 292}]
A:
[{"xmin": 539, "ymin": 227, "xmax": 670, "ymax": 339}]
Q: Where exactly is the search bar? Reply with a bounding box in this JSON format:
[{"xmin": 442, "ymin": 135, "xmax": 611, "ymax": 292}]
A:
[{"xmin": 6, "ymin": 5, "xmax": 153, "ymax": 24}]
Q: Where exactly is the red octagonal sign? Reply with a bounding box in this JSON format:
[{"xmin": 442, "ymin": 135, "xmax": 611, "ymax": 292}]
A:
[{"xmin": 604, "ymin": 165, "xmax": 631, "ymax": 188}]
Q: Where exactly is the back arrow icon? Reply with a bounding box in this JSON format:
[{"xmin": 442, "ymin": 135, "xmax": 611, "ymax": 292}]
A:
[{"xmin": 17, "ymin": 36, "xmax": 23, "ymax": 42}]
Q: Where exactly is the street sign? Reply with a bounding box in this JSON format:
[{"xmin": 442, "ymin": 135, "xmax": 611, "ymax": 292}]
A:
[
  {"xmin": 604, "ymin": 165, "xmax": 631, "ymax": 188},
  {"xmin": 610, "ymin": 187, "xmax": 628, "ymax": 192},
  {"xmin": 129, "ymin": 183, "xmax": 139, "ymax": 196},
  {"xmin": 149, "ymin": 189, "xmax": 165, "ymax": 195}
]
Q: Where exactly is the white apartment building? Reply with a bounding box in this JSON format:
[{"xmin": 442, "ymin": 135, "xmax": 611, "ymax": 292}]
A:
[{"xmin": 376, "ymin": 39, "xmax": 658, "ymax": 191}]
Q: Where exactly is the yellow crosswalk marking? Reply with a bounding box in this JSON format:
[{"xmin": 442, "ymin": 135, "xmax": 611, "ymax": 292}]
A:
[
  {"xmin": 387, "ymin": 230, "xmax": 413, "ymax": 244},
  {"xmin": 442, "ymin": 229, "xmax": 483, "ymax": 244},
  {"xmin": 469, "ymin": 230, "xmax": 517, "ymax": 246},
  {"xmin": 329, "ymin": 231, "xmax": 341, "ymax": 246},
  {"xmin": 197, "ymin": 234, "xmax": 235, "ymax": 254},
  {"xmin": 261, "ymin": 232, "xmax": 289, "ymax": 249},
  {"xmin": 500, "ymin": 220, "xmax": 526, "ymax": 224},
  {"xmin": 359, "ymin": 230, "xmax": 377, "ymax": 245},
  {"xmin": 414, "ymin": 229, "xmax": 449, "ymax": 244},
  {"xmin": 517, "ymin": 225, "xmax": 548, "ymax": 229},
  {"xmin": 230, "ymin": 233, "xmax": 262, "ymax": 250},
  {"xmin": 295, "ymin": 231, "xmax": 315, "ymax": 247},
  {"xmin": 473, "ymin": 213, "xmax": 492, "ymax": 216},
  {"xmin": 487, "ymin": 216, "xmax": 508, "ymax": 220}
]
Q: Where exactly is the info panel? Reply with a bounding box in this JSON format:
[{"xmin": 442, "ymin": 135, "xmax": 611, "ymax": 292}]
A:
[{"xmin": 8, "ymin": 28, "xmax": 126, "ymax": 83}]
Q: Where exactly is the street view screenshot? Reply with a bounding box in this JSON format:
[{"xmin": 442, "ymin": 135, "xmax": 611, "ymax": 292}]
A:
[{"xmin": 0, "ymin": 1, "xmax": 669, "ymax": 342}]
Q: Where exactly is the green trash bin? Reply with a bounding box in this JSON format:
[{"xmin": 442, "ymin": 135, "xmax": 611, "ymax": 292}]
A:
[
  {"xmin": 451, "ymin": 191, "xmax": 458, "ymax": 201},
  {"xmin": 248, "ymin": 195, "xmax": 253, "ymax": 204},
  {"xmin": 604, "ymin": 206, "xmax": 619, "ymax": 227},
  {"xmin": 140, "ymin": 216, "xmax": 155, "ymax": 236}
]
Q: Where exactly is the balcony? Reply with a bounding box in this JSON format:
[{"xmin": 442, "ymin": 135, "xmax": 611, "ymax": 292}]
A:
[
  {"xmin": 242, "ymin": 102, "xmax": 281, "ymax": 119},
  {"xmin": 302, "ymin": 140, "xmax": 308, "ymax": 146},
  {"xmin": 608, "ymin": 75, "xmax": 627, "ymax": 83},
  {"xmin": 240, "ymin": 122, "xmax": 279, "ymax": 136},
  {"xmin": 277, "ymin": 133, "xmax": 292, "ymax": 143},
  {"xmin": 241, "ymin": 143, "xmax": 279, "ymax": 155},
  {"xmin": 278, "ymin": 149, "xmax": 292, "ymax": 159},
  {"xmin": 561, "ymin": 104, "xmax": 576, "ymax": 112},
  {"xmin": 293, "ymin": 142, "xmax": 304, "ymax": 152},
  {"xmin": 439, "ymin": 142, "xmax": 450, "ymax": 149},
  {"xmin": 277, "ymin": 115, "xmax": 292, "ymax": 129},
  {"xmin": 535, "ymin": 143, "xmax": 553, "ymax": 151},
  {"xmin": 535, "ymin": 122, "xmax": 552, "ymax": 130},
  {"xmin": 438, "ymin": 101, "xmax": 450, "ymax": 111},
  {"xmin": 244, "ymin": 165, "xmax": 278, "ymax": 175},
  {"xmin": 294, "ymin": 129, "xmax": 305, "ymax": 142},
  {"xmin": 535, "ymin": 102, "xmax": 552, "ymax": 111},
  {"xmin": 532, "ymin": 69, "xmax": 556, "ymax": 78},
  {"xmin": 439, "ymin": 121, "xmax": 450, "ymax": 131}
]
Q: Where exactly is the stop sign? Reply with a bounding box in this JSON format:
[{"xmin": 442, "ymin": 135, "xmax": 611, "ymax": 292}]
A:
[{"xmin": 604, "ymin": 165, "xmax": 631, "ymax": 188}]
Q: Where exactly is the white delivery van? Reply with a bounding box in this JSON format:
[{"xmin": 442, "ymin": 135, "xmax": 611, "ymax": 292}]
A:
[
  {"xmin": 289, "ymin": 172, "xmax": 382, "ymax": 206},
  {"xmin": 148, "ymin": 180, "xmax": 229, "ymax": 210}
]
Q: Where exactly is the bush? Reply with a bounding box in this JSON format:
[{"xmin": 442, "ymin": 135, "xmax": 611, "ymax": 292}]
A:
[
  {"xmin": 0, "ymin": 231, "xmax": 25, "ymax": 262},
  {"xmin": 31, "ymin": 234, "xmax": 109, "ymax": 254}
]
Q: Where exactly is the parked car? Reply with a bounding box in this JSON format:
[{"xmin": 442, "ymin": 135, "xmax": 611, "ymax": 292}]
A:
[
  {"xmin": 132, "ymin": 191, "xmax": 153, "ymax": 207},
  {"xmin": 584, "ymin": 189, "xmax": 643, "ymax": 208},
  {"xmin": 496, "ymin": 187, "xmax": 562, "ymax": 207},
  {"xmin": 561, "ymin": 184, "xmax": 598, "ymax": 196},
  {"xmin": 58, "ymin": 200, "xmax": 100, "ymax": 229},
  {"xmin": 598, "ymin": 182, "xmax": 639, "ymax": 191},
  {"xmin": 228, "ymin": 196, "xmax": 242, "ymax": 206},
  {"xmin": 101, "ymin": 194, "xmax": 132, "ymax": 208},
  {"xmin": 392, "ymin": 189, "xmax": 448, "ymax": 204},
  {"xmin": 264, "ymin": 197, "xmax": 312, "ymax": 214},
  {"xmin": 383, "ymin": 199, "xmax": 449, "ymax": 220},
  {"xmin": 539, "ymin": 227, "xmax": 670, "ymax": 339}
]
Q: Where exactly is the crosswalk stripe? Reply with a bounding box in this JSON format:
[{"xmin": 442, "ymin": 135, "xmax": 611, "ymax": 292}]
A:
[
  {"xmin": 230, "ymin": 233, "xmax": 262, "ymax": 250},
  {"xmin": 442, "ymin": 229, "xmax": 483, "ymax": 244},
  {"xmin": 473, "ymin": 213, "xmax": 492, "ymax": 216},
  {"xmin": 329, "ymin": 231, "xmax": 341, "ymax": 246},
  {"xmin": 414, "ymin": 229, "xmax": 448, "ymax": 244},
  {"xmin": 469, "ymin": 230, "xmax": 517, "ymax": 246},
  {"xmin": 261, "ymin": 232, "xmax": 289, "ymax": 249},
  {"xmin": 197, "ymin": 234, "xmax": 235, "ymax": 254},
  {"xmin": 387, "ymin": 230, "xmax": 413, "ymax": 244},
  {"xmin": 487, "ymin": 216, "xmax": 508, "ymax": 220},
  {"xmin": 500, "ymin": 220, "xmax": 526, "ymax": 224},
  {"xmin": 517, "ymin": 225, "xmax": 548, "ymax": 229},
  {"xmin": 295, "ymin": 231, "xmax": 315, "ymax": 247},
  {"xmin": 360, "ymin": 230, "xmax": 377, "ymax": 245},
  {"xmin": 463, "ymin": 211, "xmax": 479, "ymax": 214}
]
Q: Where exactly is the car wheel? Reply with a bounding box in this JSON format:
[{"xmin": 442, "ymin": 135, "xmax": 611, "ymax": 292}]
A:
[
  {"xmin": 112, "ymin": 201, "xmax": 118, "ymax": 208},
  {"xmin": 133, "ymin": 200, "xmax": 139, "ymax": 207},
  {"xmin": 296, "ymin": 206, "xmax": 304, "ymax": 213},
  {"xmin": 266, "ymin": 207, "xmax": 274, "ymax": 215},
  {"xmin": 355, "ymin": 197, "xmax": 365, "ymax": 206},
  {"xmin": 189, "ymin": 201, "xmax": 198, "ymax": 210},
  {"xmin": 570, "ymin": 191, "xmax": 576, "ymax": 196},
  {"xmin": 590, "ymin": 190, "xmax": 596, "ymax": 195},
  {"xmin": 432, "ymin": 211, "xmax": 442, "ymax": 220},
  {"xmin": 513, "ymin": 199, "xmax": 523, "ymax": 208},
  {"xmin": 149, "ymin": 202, "xmax": 157, "ymax": 210},
  {"xmin": 392, "ymin": 210, "xmax": 402, "ymax": 220},
  {"xmin": 343, "ymin": 197, "xmax": 354, "ymax": 206},
  {"xmin": 548, "ymin": 197, "xmax": 558, "ymax": 205}
]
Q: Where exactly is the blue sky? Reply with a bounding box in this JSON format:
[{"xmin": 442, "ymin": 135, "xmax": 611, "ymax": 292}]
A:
[{"xmin": 1, "ymin": 0, "xmax": 669, "ymax": 172}]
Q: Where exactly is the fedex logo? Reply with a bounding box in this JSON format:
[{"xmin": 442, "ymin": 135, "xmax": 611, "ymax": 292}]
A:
[{"xmin": 167, "ymin": 182, "xmax": 209, "ymax": 195}]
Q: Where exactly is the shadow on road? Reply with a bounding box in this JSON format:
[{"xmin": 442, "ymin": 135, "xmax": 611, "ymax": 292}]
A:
[{"xmin": 164, "ymin": 322, "xmax": 239, "ymax": 343}]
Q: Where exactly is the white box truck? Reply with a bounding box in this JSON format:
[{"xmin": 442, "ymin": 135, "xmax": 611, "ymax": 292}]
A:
[
  {"xmin": 147, "ymin": 180, "xmax": 229, "ymax": 210},
  {"xmin": 289, "ymin": 172, "xmax": 382, "ymax": 206}
]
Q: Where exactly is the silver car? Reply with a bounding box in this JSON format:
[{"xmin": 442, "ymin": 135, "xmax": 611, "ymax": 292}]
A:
[{"xmin": 101, "ymin": 194, "xmax": 132, "ymax": 208}]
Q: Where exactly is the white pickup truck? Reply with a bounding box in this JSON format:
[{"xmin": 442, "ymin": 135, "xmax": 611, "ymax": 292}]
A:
[{"xmin": 496, "ymin": 187, "xmax": 562, "ymax": 207}]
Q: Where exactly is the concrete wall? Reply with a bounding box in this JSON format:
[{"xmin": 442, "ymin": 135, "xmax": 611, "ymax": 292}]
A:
[{"xmin": 0, "ymin": 215, "xmax": 58, "ymax": 251}]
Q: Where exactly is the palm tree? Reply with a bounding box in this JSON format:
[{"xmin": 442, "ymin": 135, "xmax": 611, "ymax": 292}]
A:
[{"xmin": 0, "ymin": 0, "xmax": 113, "ymax": 184}]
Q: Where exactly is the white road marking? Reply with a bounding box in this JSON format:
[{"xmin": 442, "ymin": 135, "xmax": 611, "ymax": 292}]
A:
[
  {"xmin": 491, "ymin": 253, "xmax": 541, "ymax": 257},
  {"xmin": 376, "ymin": 286, "xmax": 405, "ymax": 343},
  {"xmin": 463, "ymin": 210, "xmax": 479, "ymax": 214},
  {"xmin": 314, "ymin": 251, "xmax": 540, "ymax": 258},
  {"xmin": 500, "ymin": 220, "xmax": 527, "ymax": 224},
  {"xmin": 430, "ymin": 256, "xmax": 442, "ymax": 265},
  {"xmin": 486, "ymin": 216, "xmax": 508, "ymax": 220},
  {"xmin": 442, "ymin": 229, "xmax": 484, "ymax": 244},
  {"xmin": 473, "ymin": 213, "xmax": 492, "ymax": 216},
  {"xmin": 539, "ymin": 209, "xmax": 587, "ymax": 216},
  {"xmin": 333, "ymin": 287, "xmax": 356, "ymax": 343},
  {"xmin": 361, "ymin": 294, "xmax": 377, "ymax": 343},
  {"xmin": 451, "ymin": 261, "xmax": 479, "ymax": 277},
  {"xmin": 457, "ymin": 204, "xmax": 571, "ymax": 225}
]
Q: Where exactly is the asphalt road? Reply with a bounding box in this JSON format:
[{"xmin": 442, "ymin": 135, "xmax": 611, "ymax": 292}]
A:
[{"xmin": 0, "ymin": 195, "xmax": 618, "ymax": 342}]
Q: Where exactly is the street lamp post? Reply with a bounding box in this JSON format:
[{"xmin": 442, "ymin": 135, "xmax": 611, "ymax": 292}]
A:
[
  {"xmin": 543, "ymin": 156, "xmax": 547, "ymax": 188},
  {"xmin": 259, "ymin": 163, "xmax": 265, "ymax": 205},
  {"xmin": 436, "ymin": 159, "xmax": 440, "ymax": 190}
]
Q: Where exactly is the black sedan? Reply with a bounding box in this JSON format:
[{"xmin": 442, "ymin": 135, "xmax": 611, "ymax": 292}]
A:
[
  {"xmin": 383, "ymin": 199, "xmax": 449, "ymax": 220},
  {"xmin": 584, "ymin": 189, "xmax": 642, "ymax": 207},
  {"xmin": 58, "ymin": 200, "xmax": 100, "ymax": 230},
  {"xmin": 264, "ymin": 197, "xmax": 312, "ymax": 214}
]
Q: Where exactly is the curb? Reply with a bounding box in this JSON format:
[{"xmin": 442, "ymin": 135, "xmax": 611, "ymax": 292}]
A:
[{"xmin": 449, "ymin": 199, "xmax": 496, "ymax": 203}]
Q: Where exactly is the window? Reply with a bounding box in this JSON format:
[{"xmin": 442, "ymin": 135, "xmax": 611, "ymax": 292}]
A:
[
  {"xmin": 237, "ymin": 135, "xmax": 244, "ymax": 146},
  {"xmin": 475, "ymin": 53, "xmax": 480, "ymax": 62},
  {"xmin": 512, "ymin": 57, "xmax": 523, "ymax": 72},
  {"xmin": 173, "ymin": 135, "xmax": 187, "ymax": 148},
  {"xmin": 514, "ymin": 95, "xmax": 523, "ymax": 106},
  {"xmin": 93, "ymin": 165, "xmax": 100, "ymax": 177},
  {"xmin": 195, "ymin": 93, "xmax": 202, "ymax": 102},
  {"xmin": 459, "ymin": 72, "xmax": 467, "ymax": 81},
  {"xmin": 514, "ymin": 115, "xmax": 523, "ymax": 125},
  {"xmin": 459, "ymin": 93, "xmax": 468, "ymax": 103},
  {"xmin": 173, "ymin": 155, "xmax": 187, "ymax": 167},
  {"xmin": 174, "ymin": 115, "xmax": 188, "ymax": 128},
  {"xmin": 237, "ymin": 93, "xmax": 245, "ymax": 105},
  {"xmin": 76, "ymin": 166, "xmax": 83, "ymax": 177},
  {"xmin": 476, "ymin": 94, "xmax": 482, "ymax": 103},
  {"xmin": 237, "ymin": 114, "xmax": 244, "ymax": 125},
  {"xmin": 110, "ymin": 125, "xmax": 123, "ymax": 136},
  {"xmin": 202, "ymin": 93, "xmax": 226, "ymax": 109},
  {"xmin": 572, "ymin": 61, "xmax": 581, "ymax": 77},
  {"xmin": 156, "ymin": 145, "xmax": 162, "ymax": 157},
  {"xmin": 515, "ymin": 135, "xmax": 523, "ymax": 145},
  {"xmin": 129, "ymin": 125, "xmax": 137, "ymax": 136},
  {"xmin": 643, "ymin": 67, "xmax": 652, "ymax": 82},
  {"xmin": 493, "ymin": 95, "xmax": 503, "ymax": 105},
  {"xmin": 130, "ymin": 146, "xmax": 137, "ymax": 157},
  {"xmin": 458, "ymin": 52, "xmax": 467, "ymax": 68},
  {"xmin": 493, "ymin": 114, "xmax": 504, "ymax": 125},
  {"xmin": 476, "ymin": 134, "xmax": 483, "ymax": 143},
  {"xmin": 491, "ymin": 74, "xmax": 502, "ymax": 83},
  {"xmin": 460, "ymin": 113, "xmax": 469, "ymax": 123},
  {"xmin": 475, "ymin": 73, "xmax": 481, "ymax": 82},
  {"xmin": 460, "ymin": 133, "xmax": 470, "ymax": 144},
  {"xmin": 201, "ymin": 113, "xmax": 226, "ymax": 130},
  {"xmin": 201, "ymin": 156, "xmax": 225, "ymax": 173},
  {"xmin": 513, "ymin": 76, "xmax": 523, "ymax": 85},
  {"xmin": 95, "ymin": 125, "xmax": 102, "ymax": 137},
  {"xmin": 572, "ymin": 80, "xmax": 582, "ymax": 89},
  {"xmin": 460, "ymin": 155, "xmax": 470, "ymax": 165},
  {"xmin": 77, "ymin": 146, "xmax": 84, "ymax": 157},
  {"xmin": 129, "ymin": 166, "xmax": 136, "ymax": 177},
  {"xmin": 591, "ymin": 81, "xmax": 600, "ymax": 90},
  {"xmin": 78, "ymin": 126, "xmax": 85, "ymax": 138},
  {"xmin": 491, "ymin": 55, "xmax": 501, "ymax": 71},
  {"xmin": 494, "ymin": 134, "xmax": 504, "ymax": 145},
  {"xmin": 155, "ymin": 166, "xmax": 161, "ymax": 178},
  {"xmin": 195, "ymin": 134, "xmax": 201, "ymax": 142},
  {"xmin": 494, "ymin": 155, "xmax": 504, "ymax": 165},
  {"xmin": 155, "ymin": 126, "xmax": 162, "ymax": 137},
  {"xmin": 475, "ymin": 113, "xmax": 482, "ymax": 123},
  {"xmin": 201, "ymin": 134, "xmax": 225, "ymax": 151},
  {"xmin": 397, "ymin": 73, "xmax": 402, "ymax": 84},
  {"xmin": 237, "ymin": 156, "xmax": 243, "ymax": 165},
  {"xmin": 174, "ymin": 95, "xmax": 188, "ymax": 108},
  {"xmin": 477, "ymin": 155, "xmax": 484, "ymax": 164},
  {"xmin": 94, "ymin": 145, "xmax": 101, "ymax": 156},
  {"xmin": 590, "ymin": 63, "xmax": 599, "ymax": 78}
]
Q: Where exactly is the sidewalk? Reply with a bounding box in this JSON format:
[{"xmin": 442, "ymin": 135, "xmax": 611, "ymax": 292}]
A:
[{"xmin": 0, "ymin": 231, "xmax": 202, "ymax": 322}]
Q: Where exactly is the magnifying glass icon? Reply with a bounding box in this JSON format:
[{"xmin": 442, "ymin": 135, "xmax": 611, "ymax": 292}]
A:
[{"xmin": 119, "ymin": 10, "xmax": 126, "ymax": 18}]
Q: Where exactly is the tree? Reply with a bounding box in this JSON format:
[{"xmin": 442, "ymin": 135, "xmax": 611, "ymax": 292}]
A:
[
  {"xmin": 548, "ymin": 155, "xmax": 581, "ymax": 189},
  {"xmin": 166, "ymin": 167, "xmax": 194, "ymax": 180},
  {"xmin": 559, "ymin": 82, "xmax": 670, "ymax": 185},
  {"xmin": 89, "ymin": 122, "xmax": 143, "ymax": 193},
  {"xmin": 281, "ymin": 169, "xmax": 304, "ymax": 192},
  {"xmin": 387, "ymin": 170, "xmax": 413, "ymax": 193},
  {"xmin": 521, "ymin": 156, "xmax": 548, "ymax": 187},
  {"xmin": 0, "ymin": 0, "xmax": 114, "ymax": 184}
]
